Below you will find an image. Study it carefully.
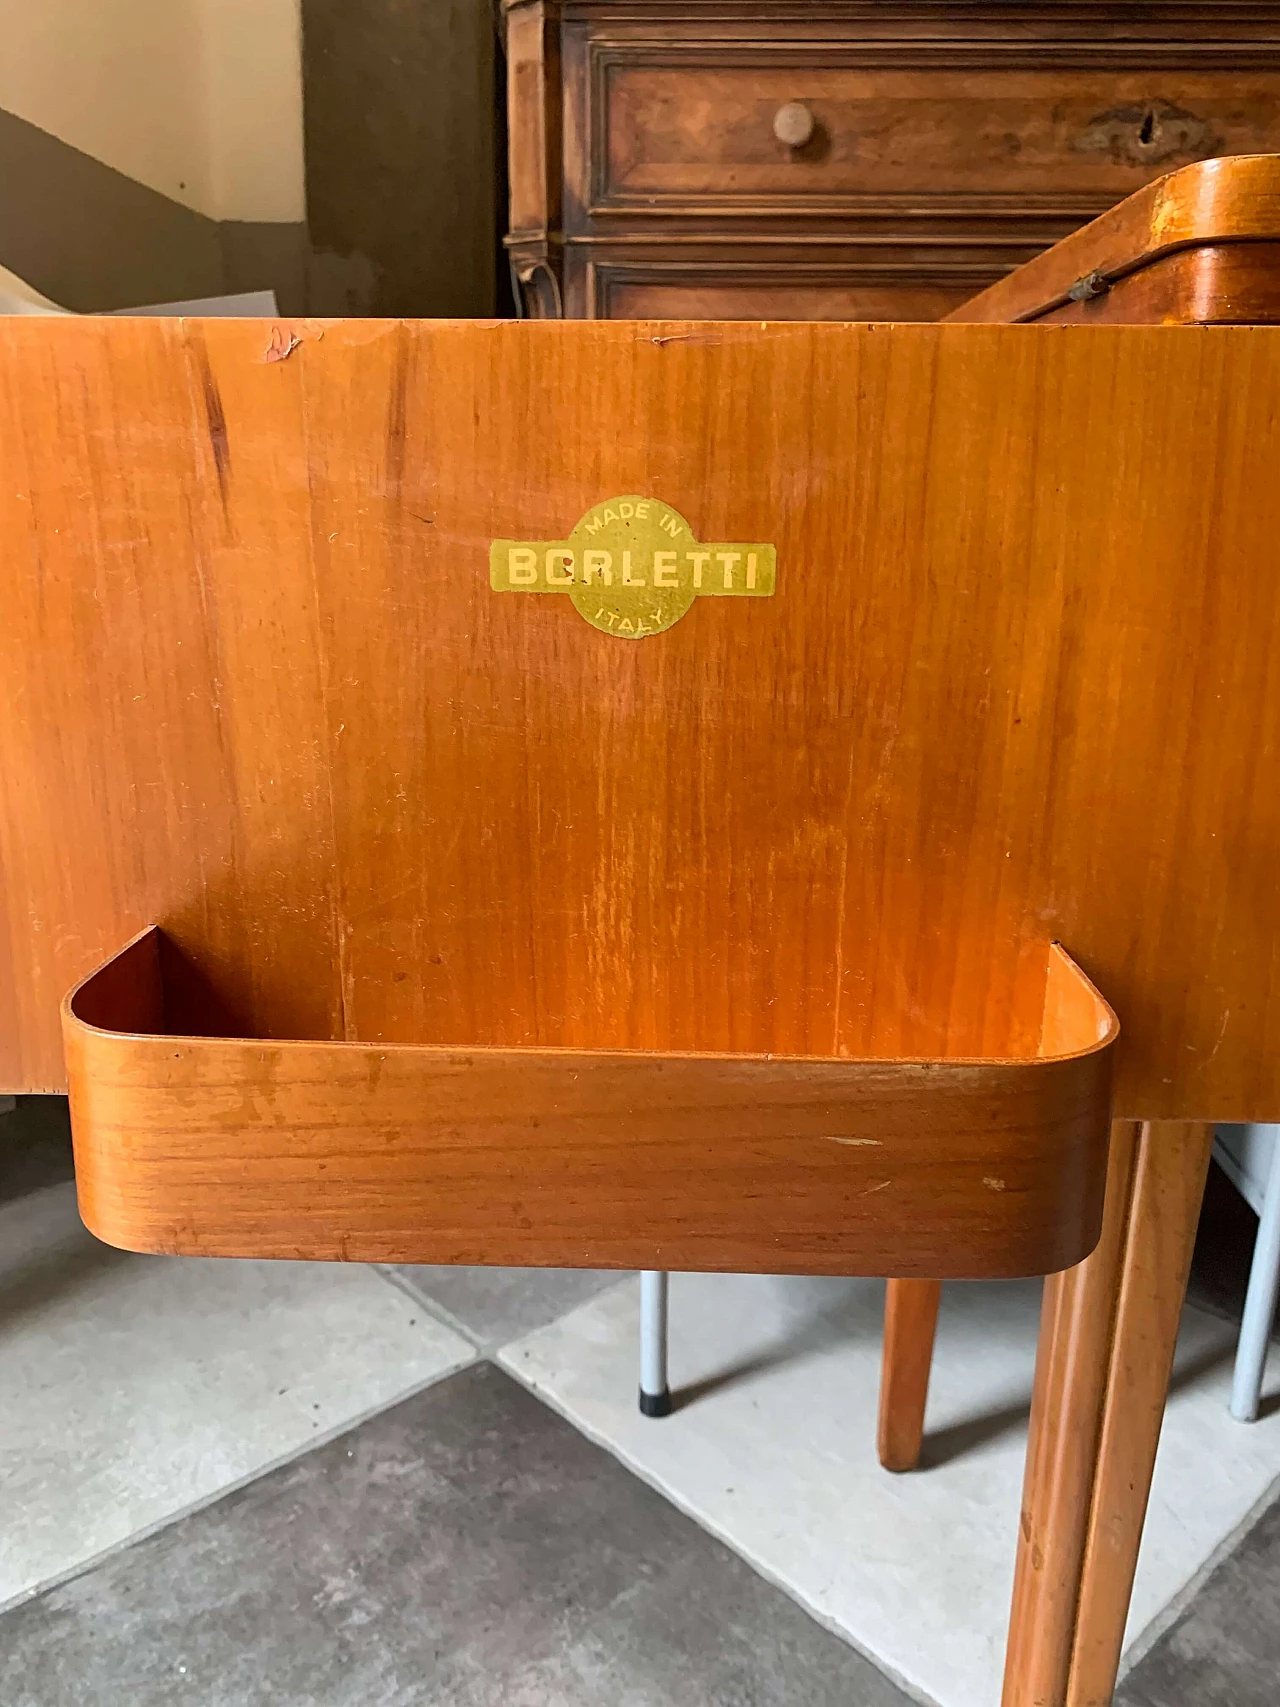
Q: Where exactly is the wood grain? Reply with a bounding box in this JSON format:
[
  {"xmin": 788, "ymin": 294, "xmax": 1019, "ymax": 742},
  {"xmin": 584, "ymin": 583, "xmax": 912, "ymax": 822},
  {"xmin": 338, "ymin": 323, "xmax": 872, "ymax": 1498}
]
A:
[
  {"xmin": 595, "ymin": 61, "xmax": 1277, "ymax": 212},
  {"xmin": 881, "ymin": 160, "xmax": 1280, "ymax": 1705},
  {"xmin": 878, "ymin": 161, "xmax": 1280, "ymax": 1484},
  {"xmin": 506, "ymin": 0, "xmax": 564, "ymax": 318},
  {"xmin": 514, "ymin": 6, "xmax": 1280, "ymax": 320},
  {"xmin": 1064, "ymin": 1121, "xmax": 1215, "ymax": 1706},
  {"xmin": 949, "ymin": 154, "xmax": 1280, "ymax": 324},
  {"xmin": 877, "ymin": 1277, "xmax": 942, "ymax": 1472},
  {"xmin": 583, "ymin": 263, "xmax": 976, "ymax": 324},
  {"xmin": 4, "ymin": 317, "xmax": 1280, "ymax": 1113},
  {"xmin": 1002, "ymin": 1122, "xmax": 1142, "ymax": 1707},
  {"xmin": 1012, "ymin": 241, "xmax": 1280, "ymax": 327},
  {"xmin": 63, "ymin": 929, "xmax": 1115, "ymax": 1270}
]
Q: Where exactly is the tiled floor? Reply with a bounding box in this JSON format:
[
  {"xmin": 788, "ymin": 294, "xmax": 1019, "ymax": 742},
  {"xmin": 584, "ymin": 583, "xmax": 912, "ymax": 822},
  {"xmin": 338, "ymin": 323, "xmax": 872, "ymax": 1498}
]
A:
[
  {"xmin": 1116, "ymin": 1492, "xmax": 1280, "ymax": 1707},
  {"xmin": 388, "ymin": 1261, "xmax": 623, "ymax": 1348},
  {"xmin": 501, "ymin": 1270, "xmax": 1280, "ymax": 1707},
  {"xmin": 4, "ymin": 1096, "xmax": 1279, "ymax": 1706},
  {"xmin": 0, "ymin": 1147, "xmax": 473, "ymax": 1610},
  {"xmin": 0, "ymin": 1366, "xmax": 911, "ymax": 1707}
]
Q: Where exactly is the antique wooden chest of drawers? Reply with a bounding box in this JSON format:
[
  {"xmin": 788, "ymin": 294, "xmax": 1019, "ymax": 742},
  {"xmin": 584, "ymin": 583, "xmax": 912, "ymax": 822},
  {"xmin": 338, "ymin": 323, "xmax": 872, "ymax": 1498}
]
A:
[{"xmin": 503, "ymin": 1, "xmax": 1280, "ymax": 319}]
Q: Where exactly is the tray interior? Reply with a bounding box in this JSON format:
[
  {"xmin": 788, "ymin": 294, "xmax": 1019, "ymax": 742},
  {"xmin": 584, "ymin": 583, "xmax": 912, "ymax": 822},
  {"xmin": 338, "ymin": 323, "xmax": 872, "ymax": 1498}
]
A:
[{"xmin": 68, "ymin": 928, "xmax": 1115, "ymax": 1067}]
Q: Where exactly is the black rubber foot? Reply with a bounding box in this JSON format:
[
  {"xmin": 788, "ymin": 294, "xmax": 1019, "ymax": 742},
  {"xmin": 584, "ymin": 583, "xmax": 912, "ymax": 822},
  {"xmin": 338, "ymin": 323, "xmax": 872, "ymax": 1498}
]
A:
[{"xmin": 638, "ymin": 1387, "xmax": 673, "ymax": 1418}]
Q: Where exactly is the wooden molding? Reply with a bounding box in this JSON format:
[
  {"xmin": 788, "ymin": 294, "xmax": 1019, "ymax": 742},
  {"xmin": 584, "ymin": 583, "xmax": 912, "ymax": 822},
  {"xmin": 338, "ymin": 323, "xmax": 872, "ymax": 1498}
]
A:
[
  {"xmin": 586, "ymin": 38, "xmax": 1280, "ymax": 68},
  {"xmin": 579, "ymin": 252, "xmax": 1017, "ymax": 316},
  {"xmin": 554, "ymin": 3, "xmax": 1280, "ymax": 21}
]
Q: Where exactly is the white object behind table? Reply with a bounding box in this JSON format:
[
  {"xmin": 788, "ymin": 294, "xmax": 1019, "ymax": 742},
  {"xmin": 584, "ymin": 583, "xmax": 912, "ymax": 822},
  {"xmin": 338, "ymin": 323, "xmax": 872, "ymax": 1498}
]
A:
[
  {"xmin": 0, "ymin": 267, "xmax": 278, "ymax": 319},
  {"xmin": 1214, "ymin": 1123, "xmax": 1280, "ymax": 1422}
]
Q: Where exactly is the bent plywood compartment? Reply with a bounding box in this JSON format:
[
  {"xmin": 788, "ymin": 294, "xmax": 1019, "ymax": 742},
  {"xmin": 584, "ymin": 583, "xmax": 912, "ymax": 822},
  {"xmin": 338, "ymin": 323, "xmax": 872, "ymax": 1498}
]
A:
[{"xmin": 65, "ymin": 928, "xmax": 1116, "ymax": 1276}]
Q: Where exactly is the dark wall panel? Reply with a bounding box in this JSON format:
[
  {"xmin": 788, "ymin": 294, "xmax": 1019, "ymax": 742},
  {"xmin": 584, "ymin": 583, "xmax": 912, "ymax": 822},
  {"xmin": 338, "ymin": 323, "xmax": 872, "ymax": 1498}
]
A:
[{"xmin": 303, "ymin": 0, "xmax": 498, "ymax": 317}]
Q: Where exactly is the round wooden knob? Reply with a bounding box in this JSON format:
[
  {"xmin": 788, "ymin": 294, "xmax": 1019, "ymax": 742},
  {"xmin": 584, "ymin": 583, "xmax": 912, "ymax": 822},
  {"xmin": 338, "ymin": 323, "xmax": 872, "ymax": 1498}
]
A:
[{"xmin": 773, "ymin": 101, "xmax": 815, "ymax": 149}]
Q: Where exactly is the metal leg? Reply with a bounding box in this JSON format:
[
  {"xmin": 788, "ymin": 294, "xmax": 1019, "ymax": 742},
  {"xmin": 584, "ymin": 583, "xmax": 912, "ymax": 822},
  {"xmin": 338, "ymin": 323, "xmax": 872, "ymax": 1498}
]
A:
[
  {"xmin": 638, "ymin": 1269, "xmax": 671, "ymax": 1417},
  {"xmin": 1231, "ymin": 1130, "xmax": 1280, "ymax": 1422}
]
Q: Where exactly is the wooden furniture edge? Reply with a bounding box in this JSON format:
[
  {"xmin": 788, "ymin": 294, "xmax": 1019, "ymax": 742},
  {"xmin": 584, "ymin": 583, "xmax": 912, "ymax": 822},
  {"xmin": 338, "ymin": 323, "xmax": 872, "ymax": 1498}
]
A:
[
  {"xmin": 946, "ymin": 154, "xmax": 1280, "ymax": 324},
  {"xmin": 62, "ymin": 928, "xmax": 1118, "ymax": 1275}
]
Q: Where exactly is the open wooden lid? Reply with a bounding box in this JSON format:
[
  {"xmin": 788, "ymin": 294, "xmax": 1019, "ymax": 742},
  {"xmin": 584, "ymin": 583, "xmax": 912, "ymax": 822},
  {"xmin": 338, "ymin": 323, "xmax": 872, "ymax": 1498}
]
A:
[{"xmin": 949, "ymin": 154, "xmax": 1280, "ymax": 323}]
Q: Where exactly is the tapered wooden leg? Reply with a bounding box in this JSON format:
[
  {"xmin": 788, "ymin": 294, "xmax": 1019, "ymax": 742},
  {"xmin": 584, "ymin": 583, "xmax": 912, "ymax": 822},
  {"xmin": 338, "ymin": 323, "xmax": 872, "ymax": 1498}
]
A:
[
  {"xmin": 1001, "ymin": 1120, "xmax": 1213, "ymax": 1707},
  {"xmin": 1002, "ymin": 1122, "xmax": 1142, "ymax": 1707},
  {"xmin": 1065, "ymin": 1121, "xmax": 1213, "ymax": 1704},
  {"xmin": 878, "ymin": 1279, "xmax": 942, "ymax": 1470}
]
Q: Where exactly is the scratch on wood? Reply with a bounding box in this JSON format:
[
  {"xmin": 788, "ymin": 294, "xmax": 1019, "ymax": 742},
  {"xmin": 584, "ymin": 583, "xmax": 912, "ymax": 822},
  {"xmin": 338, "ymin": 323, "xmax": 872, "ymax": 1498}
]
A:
[
  {"xmin": 823, "ymin": 1136, "xmax": 883, "ymax": 1147},
  {"xmin": 649, "ymin": 331, "xmax": 722, "ymax": 347},
  {"xmin": 387, "ymin": 329, "xmax": 410, "ymax": 495},
  {"xmin": 189, "ymin": 340, "xmax": 230, "ymax": 509}
]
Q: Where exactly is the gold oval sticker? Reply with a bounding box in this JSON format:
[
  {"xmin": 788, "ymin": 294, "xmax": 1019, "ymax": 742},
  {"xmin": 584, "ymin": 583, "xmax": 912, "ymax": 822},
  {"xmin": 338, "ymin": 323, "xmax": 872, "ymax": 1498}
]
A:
[{"xmin": 490, "ymin": 496, "xmax": 776, "ymax": 638}]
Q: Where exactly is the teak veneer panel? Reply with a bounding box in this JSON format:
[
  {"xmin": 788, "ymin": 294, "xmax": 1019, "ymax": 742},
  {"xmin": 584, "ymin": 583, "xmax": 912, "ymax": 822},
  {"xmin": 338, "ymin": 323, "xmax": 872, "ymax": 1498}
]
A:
[
  {"xmin": 2, "ymin": 317, "xmax": 1280, "ymax": 1121},
  {"xmin": 64, "ymin": 929, "xmax": 1115, "ymax": 1272}
]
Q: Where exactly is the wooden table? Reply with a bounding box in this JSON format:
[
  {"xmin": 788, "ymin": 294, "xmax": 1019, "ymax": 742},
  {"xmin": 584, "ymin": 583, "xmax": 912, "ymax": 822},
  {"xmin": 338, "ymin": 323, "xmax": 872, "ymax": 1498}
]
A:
[
  {"xmin": 878, "ymin": 154, "xmax": 1280, "ymax": 1705},
  {"xmin": 3, "ymin": 165, "xmax": 1280, "ymax": 1705}
]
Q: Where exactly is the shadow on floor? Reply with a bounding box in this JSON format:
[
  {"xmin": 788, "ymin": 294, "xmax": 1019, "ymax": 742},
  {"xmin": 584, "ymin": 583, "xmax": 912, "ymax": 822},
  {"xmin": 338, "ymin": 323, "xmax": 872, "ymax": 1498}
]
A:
[{"xmin": 0, "ymin": 1096, "xmax": 75, "ymax": 1205}]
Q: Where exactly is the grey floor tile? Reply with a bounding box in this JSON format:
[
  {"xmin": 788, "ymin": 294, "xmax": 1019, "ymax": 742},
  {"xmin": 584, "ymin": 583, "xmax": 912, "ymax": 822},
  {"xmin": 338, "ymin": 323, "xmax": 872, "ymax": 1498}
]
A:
[
  {"xmin": 1118, "ymin": 1488, "xmax": 1280, "ymax": 1707},
  {"xmin": 501, "ymin": 1271, "xmax": 1280, "ymax": 1707},
  {"xmin": 0, "ymin": 1179, "xmax": 471, "ymax": 1605},
  {"xmin": 391, "ymin": 1261, "xmax": 626, "ymax": 1347},
  {"xmin": 0, "ymin": 1362, "xmax": 913, "ymax": 1707}
]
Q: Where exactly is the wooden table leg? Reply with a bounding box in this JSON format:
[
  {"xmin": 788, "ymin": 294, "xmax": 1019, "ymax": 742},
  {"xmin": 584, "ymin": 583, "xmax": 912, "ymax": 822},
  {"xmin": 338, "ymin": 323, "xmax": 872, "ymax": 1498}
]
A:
[
  {"xmin": 1002, "ymin": 1120, "xmax": 1213, "ymax": 1707},
  {"xmin": 878, "ymin": 1279, "xmax": 942, "ymax": 1471},
  {"xmin": 1065, "ymin": 1120, "xmax": 1214, "ymax": 1703},
  {"xmin": 1002, "ymin": 1121, "xmax": 1142, "ymax": 1706}
]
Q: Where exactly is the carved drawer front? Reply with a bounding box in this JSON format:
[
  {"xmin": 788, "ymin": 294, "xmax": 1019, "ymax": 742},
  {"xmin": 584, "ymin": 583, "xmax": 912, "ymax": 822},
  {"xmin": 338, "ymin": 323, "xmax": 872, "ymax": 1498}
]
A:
[
  {"xmin": 570, "ymin": 253, "xmax": 982, "ymax": 322},
  {"xmin": 594, "ymin": 274, "xmax": 972, "ymax": 322},
  {"xmin": 591, "ymin": 52, "xmax": 1280, "ymax": 215}
]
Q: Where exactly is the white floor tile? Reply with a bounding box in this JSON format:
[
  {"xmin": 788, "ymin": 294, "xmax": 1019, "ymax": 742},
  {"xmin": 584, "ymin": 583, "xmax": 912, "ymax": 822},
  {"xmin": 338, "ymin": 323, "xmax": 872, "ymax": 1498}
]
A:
[
  {"xmin": 499, "ymin": 1271, "xmax": 1280, "ymax": 1707},
  {"xmin": 1, "ymin": 1182, "xmax": 473, "ymax": 1606}
]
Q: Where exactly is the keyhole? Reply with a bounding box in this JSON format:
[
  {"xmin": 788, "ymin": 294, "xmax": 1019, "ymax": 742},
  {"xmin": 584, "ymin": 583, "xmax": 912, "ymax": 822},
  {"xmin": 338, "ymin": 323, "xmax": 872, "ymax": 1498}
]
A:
[{"xmin": 1138, "ymin": 108, "xmax": 1156, "ymax": 145}]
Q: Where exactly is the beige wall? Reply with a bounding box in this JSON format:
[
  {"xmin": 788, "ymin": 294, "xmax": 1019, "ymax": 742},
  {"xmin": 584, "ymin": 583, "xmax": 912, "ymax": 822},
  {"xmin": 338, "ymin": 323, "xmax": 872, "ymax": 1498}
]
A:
[
  {"xmin": 0, "ymin": 0, "xmax": 304, "ymax": 223},
  {"xmin": 0, "ymin": 0, "xmax": 497, "ymax": 317}
]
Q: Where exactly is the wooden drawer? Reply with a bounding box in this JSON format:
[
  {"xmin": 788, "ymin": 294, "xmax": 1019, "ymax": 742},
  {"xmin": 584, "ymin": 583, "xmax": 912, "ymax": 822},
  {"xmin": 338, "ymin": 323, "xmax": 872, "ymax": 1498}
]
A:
[
  {"xmin": 591, "ymin": 272, "xmax": 971, "ymax": 323},
  {"xmin": 564, "ymin": 246, "xmax": 995, "ymax": 321},
  {"xmin": 586, "ymin": 47, "xmax": 1280, "ymax": 217}
]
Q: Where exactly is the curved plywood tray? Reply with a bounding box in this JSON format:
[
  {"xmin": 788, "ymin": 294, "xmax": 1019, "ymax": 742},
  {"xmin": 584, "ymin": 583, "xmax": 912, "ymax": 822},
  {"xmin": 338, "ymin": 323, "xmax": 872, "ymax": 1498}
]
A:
[{"xmin": 64, "ymin": 928, "xmax": 1118, "ymax": 1278}]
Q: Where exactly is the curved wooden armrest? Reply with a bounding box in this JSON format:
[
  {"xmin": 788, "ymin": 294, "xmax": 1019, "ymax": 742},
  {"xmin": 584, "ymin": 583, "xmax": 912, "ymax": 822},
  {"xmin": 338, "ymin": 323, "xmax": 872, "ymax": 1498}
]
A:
[{"xmin": 63, "ymin": 927, "xmax": 1117, "ymax": 1277}]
